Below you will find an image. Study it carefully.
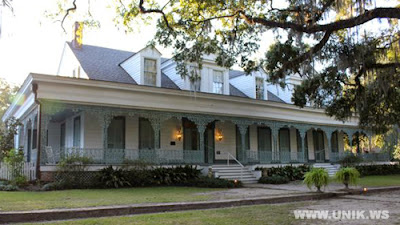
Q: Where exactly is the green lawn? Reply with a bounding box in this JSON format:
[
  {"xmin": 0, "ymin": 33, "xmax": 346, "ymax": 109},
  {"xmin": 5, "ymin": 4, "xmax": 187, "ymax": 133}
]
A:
[
  {"xmin": 24, "ymin": 203, "xmax": 305, "ymax": 225},
  {"xmin": 330, "ymin": 174, "xmax": 400, "ymax": 187},
  {"xmin": 0, "ymin": 187, "xmax": 223, "ymax": 212},
  {"xmin": 357, "ymin": 175, "xmax": 400, "ymax": 187}
]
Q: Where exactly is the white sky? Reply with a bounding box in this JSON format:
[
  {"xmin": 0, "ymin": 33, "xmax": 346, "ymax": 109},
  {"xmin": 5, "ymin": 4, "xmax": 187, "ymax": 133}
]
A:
[
  {"xmin": 0, "ymin": 0, "xmax": 167, "ymax": 85},
  {"xmin": 0, "ymin": 0, "xmax": 397, "ymax": 86}
]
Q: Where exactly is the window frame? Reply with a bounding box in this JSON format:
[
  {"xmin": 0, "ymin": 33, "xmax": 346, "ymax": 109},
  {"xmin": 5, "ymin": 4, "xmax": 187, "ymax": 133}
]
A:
[
  {"xmin": 255, "ymin": 77, "xmax": 265, "ymax": 100},
  {"xmin": 212, "ymin": 70, "xmax": 224, "ymax": 94},
  {"xmin": 143, "ymin": 58, "xmax": 157, "ymax": 86},
  {"xmin": 189, "ymin": 66, "xmax": 201, "ymax": 92}
]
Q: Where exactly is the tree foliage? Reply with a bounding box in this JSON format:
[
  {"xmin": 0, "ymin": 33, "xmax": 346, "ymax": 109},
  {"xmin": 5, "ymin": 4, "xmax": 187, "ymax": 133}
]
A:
[
  {"xmin": 57, "ymin": 0, "xmax": 400, "ymax": 133},
  {"xmin": 0, "ymin": 78, "xmax": 18, "ymax": 120},
  {"xmin": 0, "ymin": 117, "xmax": 21, "ymax": 160}
]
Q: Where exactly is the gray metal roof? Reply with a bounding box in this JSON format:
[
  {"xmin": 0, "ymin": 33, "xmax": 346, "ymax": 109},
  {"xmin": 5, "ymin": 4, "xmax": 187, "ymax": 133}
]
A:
[
  {"xmin": 229, "ymin": 70, "xmax": 246, "ymax": 79},
  {"xmin": 68, "ymin": 42, "xmax": 284, "ymax": 102},
  {"xmin": 68, "ymin": 42, "xmax": 137, "ymax": 84},
  {"xmin": 229, "ymin": 84, "xmax": 248, "ymax": 97},
  {"xmin": 268, "ymin": 91, "xmax": 286, "ymax": 103}
]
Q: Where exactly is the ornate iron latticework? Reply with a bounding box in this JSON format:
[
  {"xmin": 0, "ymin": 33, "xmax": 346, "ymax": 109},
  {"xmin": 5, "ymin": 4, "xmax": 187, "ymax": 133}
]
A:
[{"xmin": 38, "ymin": 100, "xmax": 368, "ymax": 165}]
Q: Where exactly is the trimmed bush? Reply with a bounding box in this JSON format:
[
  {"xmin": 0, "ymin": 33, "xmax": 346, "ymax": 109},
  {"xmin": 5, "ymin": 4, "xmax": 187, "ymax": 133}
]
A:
[
  {"xmin": 255, "ymin": 164, "xmax": 310, "ymax": 181},
  {"xmin": 355, "ymin": 164, "xmax": 400, "ymax": 176},
  {"xmin": 303, "ymin": 168, "xmax": 329, "ymax": 192},
  {"xmin": 335, "ymin": 167, "xmax": 360, "ymax": 189},
  {"xmin": 258, "ymin": 175, "xmax": 289, "ymax": 184}
]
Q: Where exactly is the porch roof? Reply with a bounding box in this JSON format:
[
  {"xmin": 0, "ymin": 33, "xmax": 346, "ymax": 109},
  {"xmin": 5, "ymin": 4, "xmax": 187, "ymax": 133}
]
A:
[{"xmin": 7, "ymin": 73, "xmax": 358, "ymax": 128}]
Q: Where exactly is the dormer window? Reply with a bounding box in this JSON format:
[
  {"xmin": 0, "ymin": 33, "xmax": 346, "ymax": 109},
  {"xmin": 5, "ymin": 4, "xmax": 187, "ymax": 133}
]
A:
[
  {"xmin": 256, "ymin": 77, "xmax": 264, "ymax": 100},
  {"xmin": 144, "ymin": 58, "xmax": 157, "ymax": 86},
  {"xmin": 189, "ymin": 66, "xmax": 201, "ymax": 92},
  {"xmin": 213, "ymin": 70, "xmax": 224, "ymax": 94}
]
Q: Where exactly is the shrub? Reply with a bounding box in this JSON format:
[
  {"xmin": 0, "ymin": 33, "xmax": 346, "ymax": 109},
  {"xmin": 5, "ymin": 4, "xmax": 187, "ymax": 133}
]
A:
[
  {"xmin": 98, "ymin": 166, "xmax": 131, "ymax": 188},
  {"xmin": 335, "ymin": 167, "xmax": 360, "ymax": 189},
  {"xmin": 41, "ymin": 182, "xmax": 64, "ymax": 191},
  {"xmin": 4, "ymin": 149, "xmax": 24, "ymax": 184},
  {"xmin": 11, "ymin": 175, "xmax": 28, "ymax": 187},
  {"xmin": 258, "ymin": 175, "xmax": 289, "ymax": 184},
  {"xmin": 303, "ymin": 168, "xmax": 329, "ymax": 192},
  {"xmin": 0, "ymin": 184, "xmax": 17, "ymax": 191},
  {"xmin": 255, "ymin": 164, "xmax": 310, "ymax": 181},
  {"xmin": 183, "ymin": 176, "xmax": 242, "ymax": 188},
  {"xmin": 338, "ymin": 154, "xmax": 363, "ymax": 167},
  {"xmin": 150, "ymin": 166, "xmax": 201, "ymax": 186},
  {"xmin": 355, "ymin": 164, "xmax": 400, "ymax": 176}
]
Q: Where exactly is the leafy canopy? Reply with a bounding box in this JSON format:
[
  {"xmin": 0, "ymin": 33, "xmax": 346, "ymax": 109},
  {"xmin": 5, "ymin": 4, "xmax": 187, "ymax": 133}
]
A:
[{"xmin": 56, "ymin": 0, "xmax": 400, "ymax": 133}]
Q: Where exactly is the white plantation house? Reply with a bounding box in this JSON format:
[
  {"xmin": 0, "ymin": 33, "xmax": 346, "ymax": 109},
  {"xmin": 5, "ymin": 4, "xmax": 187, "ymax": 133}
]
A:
[{"xmin": 2, "ymin": 26, "xmax": 388, "ymax": 183}]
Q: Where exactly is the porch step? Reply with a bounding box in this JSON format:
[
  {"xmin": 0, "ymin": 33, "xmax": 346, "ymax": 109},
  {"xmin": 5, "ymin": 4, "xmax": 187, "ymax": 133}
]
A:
[
  {"xmin": 313, "ymin": 163, "xmax": 340, "ymax": 176},
  {"xmin": 212, "ymin": 165, "xmax": 258, "ymax": 184}
]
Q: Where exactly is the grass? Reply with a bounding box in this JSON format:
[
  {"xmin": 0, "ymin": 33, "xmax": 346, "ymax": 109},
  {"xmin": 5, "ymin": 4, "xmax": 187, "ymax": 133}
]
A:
[
  {"xmin": 0, "ymin": 187, "xmax": 223, "ymax": 212},
  {"xmin": 357, "ymin": 175, "xmax": 400, "ymax": 187},
  {"xmin": 330, "ymin": 174, "xmax": 400, "ymax": 187},
  {"xmin": 23, "ymin": 203, "xmax": 305, "ymax": 225}
]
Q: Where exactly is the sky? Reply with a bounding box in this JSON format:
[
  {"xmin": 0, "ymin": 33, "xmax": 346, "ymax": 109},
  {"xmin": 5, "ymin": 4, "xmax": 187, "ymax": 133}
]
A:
[
  {"xmin": 0, "ymin": 0, "xmax": 166, "ymax": 85},
  {"xmin": 0, "ymin": 0, "xmax": 397, "ymax": 86}
]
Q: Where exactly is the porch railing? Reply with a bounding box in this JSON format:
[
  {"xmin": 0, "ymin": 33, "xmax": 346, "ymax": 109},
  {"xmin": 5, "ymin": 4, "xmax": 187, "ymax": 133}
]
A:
[
  {"xmin": 43, "ymin": 147, "xmax": 391, "ymax": 165},
  {"xmin": 257, "ymin": 151, "xmax": 306, "ymax": 164},
  {"xmin": 44, "ymin": 148, "xmax": 205, "ymax": 165}
]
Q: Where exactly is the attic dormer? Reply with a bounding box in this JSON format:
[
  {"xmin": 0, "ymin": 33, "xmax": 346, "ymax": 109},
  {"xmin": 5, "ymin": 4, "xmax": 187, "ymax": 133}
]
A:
[{"xmin": 120, "ymin": 46, "xmax": 162, "ymax": 87}]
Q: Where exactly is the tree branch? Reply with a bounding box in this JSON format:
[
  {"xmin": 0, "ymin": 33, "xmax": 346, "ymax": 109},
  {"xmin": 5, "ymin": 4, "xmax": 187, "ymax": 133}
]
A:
[
  {"xmin": 240, "ymin": 8, "xmax": 400, "ymax": 34},
  {"xmin": 61, "ymin": 0, "xmax": 77, "ymax": 33},
  {"xmin": 277, "ymin": 30, "xmax": 333, "ymax": 77},
  {"xmin": 138, "ymin": 0, "xmax": 173, "ymax": 30}
]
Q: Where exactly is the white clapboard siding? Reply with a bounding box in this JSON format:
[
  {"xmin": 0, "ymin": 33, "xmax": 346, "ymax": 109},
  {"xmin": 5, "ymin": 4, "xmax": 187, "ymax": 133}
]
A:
[{"xmin": 0, "ymin": 162, "xmax": 36, "ymax": 181}]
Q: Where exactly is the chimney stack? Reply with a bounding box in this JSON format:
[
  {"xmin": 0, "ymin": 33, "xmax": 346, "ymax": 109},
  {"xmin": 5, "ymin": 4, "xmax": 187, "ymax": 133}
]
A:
[{"xmin": 72, "ymin": 21, "xmax": 83, "ymax": 49}]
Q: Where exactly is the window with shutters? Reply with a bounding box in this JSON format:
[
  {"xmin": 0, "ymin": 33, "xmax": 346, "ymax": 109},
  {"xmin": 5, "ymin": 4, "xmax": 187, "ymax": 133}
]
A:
[
  {"xmin": 107, "ymin": 117, "xmax": 125, "ymax": 149},
  {"xmin": 139, "ymin": 117, "xmax": 155, "ymax": 149},
  {"xmin": 258, "ymin": 127, "xmax": 272, "ymax": 151},
  {"xmin": 279, "ymin": 128, "xmax": 290, "ymax": 152}
]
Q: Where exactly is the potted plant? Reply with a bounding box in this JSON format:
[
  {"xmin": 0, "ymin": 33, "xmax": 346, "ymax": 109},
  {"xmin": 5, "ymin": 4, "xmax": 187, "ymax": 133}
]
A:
[
  {"xmin": 335, "ymin": 167, "xmax": 360, "ymax": 189},
  {"xmin": 303, "ymin": 168, "xmax": 329, "ymax": 192}
]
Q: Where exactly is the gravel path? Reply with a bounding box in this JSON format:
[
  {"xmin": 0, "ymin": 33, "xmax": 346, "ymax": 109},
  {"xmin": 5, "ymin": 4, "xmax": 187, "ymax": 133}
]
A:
[{"xmin": 294, "ymin": 190, "xmax": 400, "ymax": 225}]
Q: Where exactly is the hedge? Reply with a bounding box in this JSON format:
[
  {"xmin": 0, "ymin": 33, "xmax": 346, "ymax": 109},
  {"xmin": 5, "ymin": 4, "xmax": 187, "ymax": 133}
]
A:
[{"xmin": 355, "ymin": 164, "xmax": 400, "ymax": 176}]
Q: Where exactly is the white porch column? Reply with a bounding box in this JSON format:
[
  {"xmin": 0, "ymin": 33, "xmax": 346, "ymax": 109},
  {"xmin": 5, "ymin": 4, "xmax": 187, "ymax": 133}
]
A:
[
  {"xmin": 271, "ymin": 126, "xmax": 279, "ymax": 162},
  {"xmin": 298, "ymin": 127, "xmax": 307, "ymax": 163},
  {"xmin": 237, "ymin": 124, "xmax": 249, "ymax": 164}
]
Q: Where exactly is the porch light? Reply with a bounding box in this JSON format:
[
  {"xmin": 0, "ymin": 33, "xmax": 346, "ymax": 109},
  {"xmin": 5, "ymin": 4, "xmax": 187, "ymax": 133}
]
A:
[
  {"xmin": 216, "ymin": 129, "xmax": 223, "ymax": 141},
  {"xmin": 176, "ymin": 128, "xmax": 182, "ymax": 141}
]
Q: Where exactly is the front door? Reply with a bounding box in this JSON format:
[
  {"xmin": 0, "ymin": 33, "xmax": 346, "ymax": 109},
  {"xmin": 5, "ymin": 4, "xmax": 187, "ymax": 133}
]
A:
[{"xmin": 313, "ymin": 130, "xmax": 325, "ymax": 162}]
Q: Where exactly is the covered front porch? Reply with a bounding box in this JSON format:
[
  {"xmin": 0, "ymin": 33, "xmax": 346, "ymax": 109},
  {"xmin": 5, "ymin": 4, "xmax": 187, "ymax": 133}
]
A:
[{"xmin": 17, "ymin": 101, "xmax": 388, "ymax": 167}]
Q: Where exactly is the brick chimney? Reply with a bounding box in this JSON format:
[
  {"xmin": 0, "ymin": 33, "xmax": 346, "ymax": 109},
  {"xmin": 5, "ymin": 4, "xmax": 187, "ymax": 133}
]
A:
[{"xmin": 72, "ymin": 21, "xmax": 83, "ymax": 49}]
